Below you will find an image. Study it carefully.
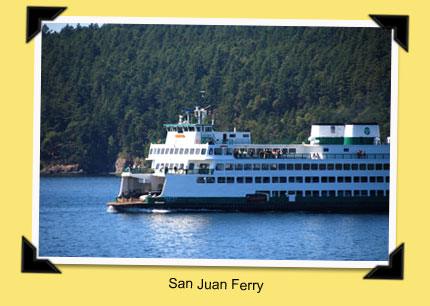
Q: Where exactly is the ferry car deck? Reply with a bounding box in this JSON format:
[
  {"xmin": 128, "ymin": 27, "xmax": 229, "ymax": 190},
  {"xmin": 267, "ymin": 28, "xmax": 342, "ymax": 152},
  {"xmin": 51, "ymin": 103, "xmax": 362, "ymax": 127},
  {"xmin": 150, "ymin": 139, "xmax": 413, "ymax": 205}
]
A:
[{"xmin": 107, "ymin": 107, "xmax": 390, "ymax": 212}]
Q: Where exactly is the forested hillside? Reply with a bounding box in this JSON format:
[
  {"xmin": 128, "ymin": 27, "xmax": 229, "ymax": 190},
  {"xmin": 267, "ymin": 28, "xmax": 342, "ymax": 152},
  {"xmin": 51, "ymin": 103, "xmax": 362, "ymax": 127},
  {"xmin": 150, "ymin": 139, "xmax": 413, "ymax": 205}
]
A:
[{"xmin": 41, "ymin": 24, "xmax": 392, "ymax": 173}]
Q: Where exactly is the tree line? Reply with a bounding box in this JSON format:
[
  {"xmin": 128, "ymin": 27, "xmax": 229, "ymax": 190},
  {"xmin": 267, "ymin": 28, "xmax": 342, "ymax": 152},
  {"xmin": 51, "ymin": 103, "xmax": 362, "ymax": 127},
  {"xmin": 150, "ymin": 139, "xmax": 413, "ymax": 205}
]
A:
[{"xmin": 41, "ymin": 23, "xmax": 392, "ymax": 173}]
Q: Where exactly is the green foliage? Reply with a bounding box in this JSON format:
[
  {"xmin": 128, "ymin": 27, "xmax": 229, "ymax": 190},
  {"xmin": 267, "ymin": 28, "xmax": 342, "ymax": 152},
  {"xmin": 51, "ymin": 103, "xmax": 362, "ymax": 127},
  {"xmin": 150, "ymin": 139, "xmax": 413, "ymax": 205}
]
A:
[{"xmin": 41, "ymin": 24, "xmax": 391, "ymax": 173}]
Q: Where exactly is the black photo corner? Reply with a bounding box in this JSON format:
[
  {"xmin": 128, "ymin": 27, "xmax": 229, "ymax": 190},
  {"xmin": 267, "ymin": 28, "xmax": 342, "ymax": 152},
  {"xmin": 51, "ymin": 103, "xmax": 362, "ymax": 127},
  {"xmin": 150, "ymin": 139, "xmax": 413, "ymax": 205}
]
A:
[
  {"xmin": 23, "ymin": 10, "xmax": 406, "ymax": 277},
  {"xmin": 26, "ymin": 6, "xmax": 67, "ymax": 43},
  {"xmin": 21, "ymin": 236, "xmax": 61, "ymax": 273},
  {"xmin": 364, "ymin": 244, "xmax": 404, "ymax": 280},
  {"xmin": 369, "ymin": 14, "xmax": 409, "ymax": 51}
]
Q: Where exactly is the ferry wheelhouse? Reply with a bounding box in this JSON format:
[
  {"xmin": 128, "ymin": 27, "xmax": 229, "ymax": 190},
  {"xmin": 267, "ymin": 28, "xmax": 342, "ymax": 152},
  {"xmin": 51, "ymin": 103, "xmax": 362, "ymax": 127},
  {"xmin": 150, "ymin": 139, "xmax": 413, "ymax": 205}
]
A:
[{"xmin": 107, "ymin": 107, "xmax": 390, "ymax": 212}]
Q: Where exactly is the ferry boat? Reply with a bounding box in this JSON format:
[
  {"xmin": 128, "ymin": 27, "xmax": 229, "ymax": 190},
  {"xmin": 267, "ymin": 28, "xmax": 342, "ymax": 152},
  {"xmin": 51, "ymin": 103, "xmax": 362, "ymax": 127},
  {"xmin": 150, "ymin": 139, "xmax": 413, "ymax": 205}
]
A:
[{"xmin": 107, "ymin": 106, "xmax": 390, "ymax": 213}]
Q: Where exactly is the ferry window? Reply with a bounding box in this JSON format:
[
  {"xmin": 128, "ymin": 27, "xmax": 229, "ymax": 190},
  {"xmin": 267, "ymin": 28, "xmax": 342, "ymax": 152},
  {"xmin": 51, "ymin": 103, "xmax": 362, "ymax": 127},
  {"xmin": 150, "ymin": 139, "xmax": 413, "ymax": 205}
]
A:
[
  {"xmin": 214, "ymin": 148, "xmax": 223, "ymax": 155},
  {"xmin": 272, "ymin": 177, "xmax": 279, "ymax": 183},
  {"xmin": 288, "ymin": 177, "xmax": 295, "ymax": 183},
  {"xmin": 327, "ymin": 164, "xmax": 334, "ymax": 170},
  {"xmin": 149, "ymin": 148, "xmax": 153, "ymax": 154},
  {"xmin": 200, "ymin": 163, "xmax": 209, "ymax": 169},
  {"xmin": 217, "ymin": 177, "xmax": 226, "ymax": 183},
  {"xmin": 295, "ymin": 164, "xmax": 302, "ymax": 170},
  {"xmin": 272, "ymin": 191, "xmax": 279, "ymax": 197},
  {"xmin": 196, "ymin": 149, "xmax": 201, "ymax": 155},
  {"xmin": 172, "ymin": 127, "xmax": 178, "ymax": 132},
  {"xmin": 370, "ymin": 176, "xmax": 376, "ymax": 183},
  {"xmin": 329, "ymin": 190, "xmax": 335, "ymax": 196},
  {"xmin": 179, "ymin": 164, "xmax": 184, "ymax": 169},
  {"xmin": 384, "ymin": 163, "xmax": 390, "ymax": 170},
  {"xmin": 386, "ymin": 176, "xmax": 390, "ymax": 183},
  {"xmin": 321, "ymin": 177, "xmax": 328, "ymax": 183},
  {"xmin": 343, "ymin": 164, "xmax": 350, "ymax": 170},
  {"xmin": 243, "ymin": 134, "xmax": 250, "ymax": 138},
  {"xmin": 179, "ymin": 148, "xmax": 184, "ymax": 155},
  {"xmin": 305, "ymin": 177, "xmax": 311, "ymax": 183},
  {"xmin": 354, "ymin": 190, "xmax": 360, "ymax": 196},
  {"xmin": 305, "ymin": 190, "xmax": 312, "ymax": 197},
  {"xmin": 216, "ymin": 164, "xmax": 224, "ymax": 171},
  {"xmin": 289, "ymin": 148, "xmax": 296, "ymax": 154},
  {"xmin": 263, "ymin": 177, "xmax": 270, "ymax": 183},
  {"xmin": 319, "ymin": 164, "xmax": 326, "ymax": 170},
  {"xmin": 190, "ymin": 148, "xmax": 195, "ymax": 154},
  {"xmin": 184, "ymin": 148, "xmax": 189, "ymax": 154},
  {"xmin": 370, "ymin": 190, "xmax": 376, "ymax": 196},
  {"xmin": 296, "ymin": 191, "xmax": 303, "ymax": 197},
  {"xmin": 311, "ymin": 164, "xmax": 318, "ymax": 170},
  {"xmin": 229, "ymin": 134, "xmax": 236, "ymax": 138},
  {"xmin": 345, "ymin": 177, "xmax": 352, "ymax": 183},
  {"xmin": 207, "ymin": 177, "xmax": 215, "ymax": 183},
  {"xmin": 345, "ymin": 190, "xmax": 352, "ymax": 197},
  {"xmin": 244, "ymin": 164, "xmax": 252, "ymax": 170},
  {"xmin": 245, "ymin": 177, "xmax": 253, "ymax": 183},
  {"xmin": 361, "ymin": 190, "xmax": 368, "ymax": 196},
  {"xmin": 156, "ymin": 148, "xmax": 161, "ymax": 154},
  {"xmin": 189, "ymin": 163, "xmax": 195, "ymax": 170},
  {"xmin": 338, "ymin": 190, "xmax": 344, "ymax": 196},
  {"xmin": 344, "ymin": 148, "xmax": 349, "ymax": 152},
  {"xmin": 321, "ymin": 190, "xmax": 328, "ymax": 197},
  {"xmin": 271, "ymin": 163, "xmax": 278, "ymax": 170},
  {"xmin": 237, "ymin": 177, "xmax": 244, "ymax": 183},
  {"xmin": 253, "ymin": 163, "xmax": 261, "ymax": 171},
  {"xmin": 360, "ymin": 164, "xmax": 366, "ymax": 170},
  {"xmin": 377, "ymin": 176, "xmax": 384, "ymax": 182},
  {"xmin": 335, "ymin": 164, "xmax": 342, "ymax": 170},
  {"xmin": 255, "ymin": 177, "xmax": 262, "ymax": 183},
  {"xmin": 178, "ymin": 127, "xmax": 183, "ymax": 133},
  {"xmin": 205, "ymin": 127, "xmax": 212, "ymax": 132},
  {"xmin": 312, "ymin": 177, "xmax": 319, "ymax": 183},
  {"xmin": 280, "ymin": 177, "xmax": 287, "ymax": 183},
  {"xmin": 174, "ymin": 148, "xmax": 179, "ymax": 154},
  {"xmin": 361, "ymin": 176, "xmax": 368, "ymax": 183},
  {"xmin": 280, "ymin": 191, "xmax": 287, "ymax": 197},
  {"xmin": 161, "ymin": 148, "xmax": 165, "ymax": 154},
  {"xmin": 235, "ymin": 163, "xmax": 243, "ymax": 170},
  {"xmin": 376, "ymin": 164, "xmax": 382, "ymax": 170},
  {"xmin": 196, "ymin": 127, "xmax": 201, "ymax": 132},
  {"xmin": 201, "ymin": 149, "xmax": 206, "ymax": 155},
  {"xmin": 303, "ymin": 164, "xmax": 310, "ymax": 170},
  {"xmin": 296, "ymin": 177, "xmax": 303, "ymax": 183},
  {"xmin": 225, "ymin": 163, "xmax": 234, "ymax": 170},
  {"xmin": 282, "ymin": 148, "xmax": 288, "ymax": 155},
  {"xmin": 377, "ymin": 190, "xmax": 384, "ymax": 196},
  {"xmin": 279, "ymin": 163, "xmax": 286, "ymax": 170},
  {"xmin": 338, "ymin": 177, "xmax": 344, "ymax": 183},
  {"xmin": 312, "ymin": 190, "xmax": 319, "ymax": 197},
  {"xmin": 183, "ymin": 127, "xmax": 189, "ymax": 132},
  {"xmin": 329, "ymin": 177, "xmax": 335, "ymax": 183},
  {"xmin": 351, "ymin": 164, "xmax": 358, "ymax": 170},
  {"xmin": 197, "ymin": 177, "xmax": 205, "ymax": 183},
  {"xmin": 160, "ymin": 163, "xmax": 164, "ymax": 169},
  {"xmin": 225, "ymin": 148, "xmax": 233, "ymax": 155},
  {"xmin": 208, "ymin": 148, "xmax": 212, "ymax": 155},
  {"xmin": 323, "ymin": 148, "xmax": 329, "ymax": 152},
  {"xmin": 368, "ymin": 164, "xmax": 374, "ymax": 170},
  {"xmin": 353, "ymin": 176, "xmax": 360, "ymax": 183},
  {"xmin": 287, "ymin": 164, "xmax": 293, "ymax": 170},
  {"xmin": 156, "ymin": 163, "xmax": 160, "ymax": 169},
  {"xmin": 189, "ymin": 127, "xmax": 195, "ymax": 132},
  {"xmin": 262, "ymin": 164, "xmax": 269, "ymax": 170}
]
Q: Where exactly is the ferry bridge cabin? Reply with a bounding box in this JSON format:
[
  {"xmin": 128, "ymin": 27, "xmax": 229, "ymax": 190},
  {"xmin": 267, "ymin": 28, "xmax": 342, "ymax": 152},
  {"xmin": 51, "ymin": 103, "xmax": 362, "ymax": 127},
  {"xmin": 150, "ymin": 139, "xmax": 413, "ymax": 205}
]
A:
[{"xmin": 111, "ymin": 107, "xmax": 390, "ymax": 212}]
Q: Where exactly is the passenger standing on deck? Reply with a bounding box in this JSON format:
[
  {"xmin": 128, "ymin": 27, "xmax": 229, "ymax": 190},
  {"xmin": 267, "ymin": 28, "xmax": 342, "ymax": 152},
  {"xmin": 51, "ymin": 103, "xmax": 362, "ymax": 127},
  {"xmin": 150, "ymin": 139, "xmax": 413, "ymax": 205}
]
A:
[{"xmin": 164, "ymin": 165, "xmax": 168, "ymax": 174}]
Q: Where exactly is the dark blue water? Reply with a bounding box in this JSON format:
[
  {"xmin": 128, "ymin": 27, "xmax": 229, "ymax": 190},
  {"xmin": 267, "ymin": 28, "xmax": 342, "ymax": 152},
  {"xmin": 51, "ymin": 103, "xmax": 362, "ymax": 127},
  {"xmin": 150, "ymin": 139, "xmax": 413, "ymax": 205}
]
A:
[{"xmin": 39, "ymin": 176, "xmax": 389, "ymax": 260}]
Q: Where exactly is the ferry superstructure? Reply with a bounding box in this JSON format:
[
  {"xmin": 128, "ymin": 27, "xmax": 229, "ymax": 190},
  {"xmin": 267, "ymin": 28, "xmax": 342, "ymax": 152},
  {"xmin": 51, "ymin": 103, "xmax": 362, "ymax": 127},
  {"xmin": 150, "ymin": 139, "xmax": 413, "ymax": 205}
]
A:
[{"xmin": 107, "ymin": 107, "xmax": 390, "ymax": 212}]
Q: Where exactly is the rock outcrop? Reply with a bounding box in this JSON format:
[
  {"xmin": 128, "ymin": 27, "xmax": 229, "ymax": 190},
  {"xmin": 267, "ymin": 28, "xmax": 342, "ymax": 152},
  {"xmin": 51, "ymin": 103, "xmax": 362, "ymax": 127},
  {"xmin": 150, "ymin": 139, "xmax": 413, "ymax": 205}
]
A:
[{"xmin": 40, "ymin": 164, "xmax": 85, "ymax": 175}]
